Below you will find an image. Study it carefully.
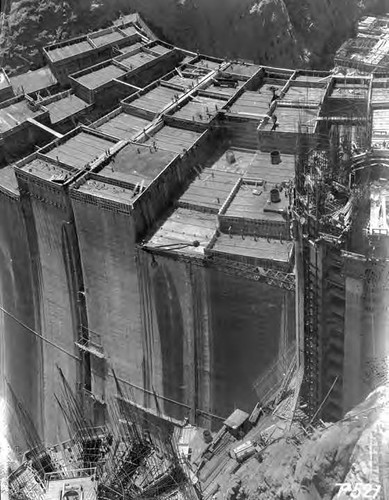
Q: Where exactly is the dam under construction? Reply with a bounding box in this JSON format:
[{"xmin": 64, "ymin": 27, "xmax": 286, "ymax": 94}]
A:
[{"xmin": 1, "ymin": 10, "xmax": 389, "ymax": 500}]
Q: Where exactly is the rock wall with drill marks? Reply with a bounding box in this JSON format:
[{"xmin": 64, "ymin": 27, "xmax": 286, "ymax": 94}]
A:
[{"xmin": 0, "ymin": 193, "xmax": 44, "ymax": 450}]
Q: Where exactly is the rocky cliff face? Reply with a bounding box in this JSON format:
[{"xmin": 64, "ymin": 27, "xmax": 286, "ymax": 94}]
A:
[
  {"xmin": 217, "ymin": 386, "xmax": 389, "ymax": 499},
  {"xmin": 0, "ymin": 0, "xmax": 388, "ymax": 75}
]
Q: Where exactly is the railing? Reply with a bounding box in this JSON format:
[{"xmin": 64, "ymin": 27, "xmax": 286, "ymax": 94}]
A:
[
  {"xmin": 44, "ymin": 466, "xmax": 97, "ymax": 484},
  {"xmin": 72, "ymin": 427, "xmax": 107, "ymax": 442},
  {"xmin": 75, "ymin": 328, "xmax": 105, "ymax": 358}
]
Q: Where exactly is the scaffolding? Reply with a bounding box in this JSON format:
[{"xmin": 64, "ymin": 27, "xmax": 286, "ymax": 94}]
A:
[
  {"xmin": 293, "ymin": 121, "xmax": 356, "ymax": 418},
  {"xmin": 6, "ymin": 366, "xmax": 196, "ymax": 500}
]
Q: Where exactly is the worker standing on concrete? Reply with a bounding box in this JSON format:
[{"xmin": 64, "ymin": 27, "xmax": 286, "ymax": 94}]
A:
[
  {"xmin": 270, "ymin": 114, "xmax": 279, "ymax": 132},
  {"xmin": 269, "ymin": 87, "xmax": 280, "ymax": 107}
]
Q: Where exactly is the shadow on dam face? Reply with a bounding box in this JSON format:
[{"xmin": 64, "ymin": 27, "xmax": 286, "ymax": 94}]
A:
[
  {"xmin": 209, "ymin": 270, "xmax": 292, "ymax": 419},
  {"xmin": 0, "ymin": 200, "xmax": 43, "ymax": 450},
  {"xmin": 152, "ymin": 265, "xmax": 184, "ymax": 421}
]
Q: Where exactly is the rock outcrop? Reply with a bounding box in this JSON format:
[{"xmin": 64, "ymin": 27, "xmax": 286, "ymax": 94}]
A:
[
  {"xmin": 0, "ymin": 0, "xmax": 388, "ymax": 75},
  {"xmin": 217, "ymin": 386, "xmax": 389, "ymax": 499}
]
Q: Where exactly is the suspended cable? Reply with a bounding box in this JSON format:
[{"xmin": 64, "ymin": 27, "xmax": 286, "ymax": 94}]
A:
[
  {"xmin": 0, "ymin": 303, "xmax": 80, "ymax": 361},
  {"xmin": 0, "ymin": 303, "xmax": 225, "ymax": 422}
]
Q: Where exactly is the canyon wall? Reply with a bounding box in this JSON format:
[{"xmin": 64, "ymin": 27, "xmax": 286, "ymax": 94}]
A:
[{"xmin": 1, "ymin": 0, "xmax": 388, "ymax": 76}]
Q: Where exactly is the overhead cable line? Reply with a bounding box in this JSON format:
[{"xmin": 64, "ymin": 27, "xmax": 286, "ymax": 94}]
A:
[{"xmin": 0, "ymin": 303, "xmax": 80, "ymax": 361}]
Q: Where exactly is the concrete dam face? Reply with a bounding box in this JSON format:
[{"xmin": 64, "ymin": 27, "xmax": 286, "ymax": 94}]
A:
[
  {"xmin": 0, "ymin": 175, "xmax": 296, "ymax": 446},
  {"xmin": 138, "ymin": 250, "xmax": 295, "ymax": 427},
  {"xmin": 5, "ymin": 9, "xmax": 389, "ymax": 458},
  {"xmin": 0, "ymin": 194, "xmax": 44, "ymax": 449}
]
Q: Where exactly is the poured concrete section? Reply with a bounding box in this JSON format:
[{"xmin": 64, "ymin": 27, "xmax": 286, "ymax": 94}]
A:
[
  {"xmin": 283, "ymin": 85, "xmax": 326, "ymax": 106},
  {"xmin": 0, "ymin": 165, "xmax": 18, "ymax": 195},
  {"xmin": 343, "ymin": 276, "xmax": 364, "ymax": 412},
  {"xmin": 115, "ymin": 50, "xmax": 157, "ymax": 70},
  {"xmin": 0, "ymin": 70, "xmax": 9, "ymax": 91},
  {"xmin": 294, "ymin": 74, "xmax": 329, "ymax": 84},
  {"xmin": 229, "ymin": 90, "xmax": 271, "ymax": 118},
  {"xmin": 163, "ymin": 73, "xmax": 200, "ymax": 90},
  {"xmin": 148, "ymin": 43, "xmax": 172, "ymax": 56},
  {"xmin": 0, "ymin": 99, "xmax": 45, "ymax": 134},
  {"xmin": 193, "ymin": 58, "xmax": 222, "ymax": 71},
  {"xmin": 95, "ymin": 111, "xmax": 151, "ymax": 140},
  {"xmin": 11, "ymin": 168, "xmax": 81, "ymax": 445},
  {"xmin": 120, "ymin": 25, "xmax": 139, "ymax": 37},
  {"xmin": 73, "ymin": 64, "xmax": 127, "ymax": 90},
  {"xmin": 20, "ymin": 158, "xmax": 74, "ymax": 182},
  {"xmin": 247, "ymin": 151, "xmax": 295, "ymax": 181},
  {"xmin": 143, "ymin": 125, "xmax": 201, "ymax": 153},
  {"xmin": 205, "ymin": 78, "xmax": 245, "ymax": 97},
  {"xmin": 264, "ymin": 105, "xmax": 317, "ymax": 133},
  {"xmin": 178, "ymin": 169, "xmax": 238, "ymax": 212},
  {"xmin": 225, "ymin": 62, "xmax": 260, "ymax": 77},
  {"xmin": 89, "ymin": 28, "xmax": 127, "ymax": 47},
  {"xmin": 71, "ymin": 191, "xmax": 145, "ymax": 412},
  {"xmin": 113, "ymin": 13, "xmax": 139, "ymax": 27},
  {"xmin": 43, "ymin": 93, "xmax": 90, "ymax": 124},
  {"xmin": 97, "ymin": 143, "xmax": 177, "ymax": 184},
  {"xmin": 127, "ymin": 86, "xmax": 182, "ymax": 116},
  {"xmin": 77, "ymin": 177, "xmax": 137, "ymax": 204},
  {"xmin": 119, "ymin": 41, "xmax": 145, "ymax": 54},
  {"xmin": 208, "ymin": 148, "xmax": 256, "ymax": 175},
  {"xmin": 209, "ymin": 148, "xmax": 295, "ymax": 183},
  {"xmin": 42, "ymin": 131, "xmax": 117, "ymax": 169},
  {"xmin": 226, "ymin": 182, "xmax": 289, "ymax": 221},
  {"xmin": 211, "ymin": 233, "xmax": 292, "ymax": 265},
  {"xmin": 10, "ymin": 67, "xmax": 58, "ymax": 95},
  {"xmin": 46, "ymin": 38, "xmax": 94, "ymax": 63},
  {"xmin": 0, "ymin": 191, "xmax": 44, "ymax": 449},
  {"xmin": 146, "ymin": 207, "xmax": 218, "ymax": 255},
  {"xmin": 208, "ymin": 269, "xmax": 293, "ymax": 419},
  {"xmin": 0, "ymin": 11, "xmax": 306, "ymax": 445},
  {"xmin": 170, "ymin": 94, "xmax": 225, "ymax": 124},
  {"xmin": 0, "ymin": 69, "xmax": 14, "ymax": 103}
]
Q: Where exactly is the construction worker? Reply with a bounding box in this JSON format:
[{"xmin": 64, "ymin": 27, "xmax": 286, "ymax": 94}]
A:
[
  {"xmin": 270, "ymin": 114, "xmax": 279, "ymax": 132},
  {"xmin": 269, "ymin": 87, "xmax": 280, "ymax": 107}
]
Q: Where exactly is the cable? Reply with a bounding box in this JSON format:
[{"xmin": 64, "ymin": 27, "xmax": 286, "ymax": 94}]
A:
[
  {"xmin": 0, "ymin": 303, "xmax": 80, "ymax": 361},
  {"xmin": 0, "ymin": 303, "xmax": 227, "ymax": 423}
]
